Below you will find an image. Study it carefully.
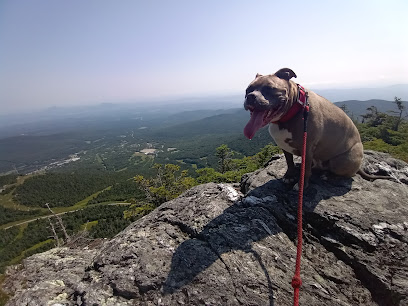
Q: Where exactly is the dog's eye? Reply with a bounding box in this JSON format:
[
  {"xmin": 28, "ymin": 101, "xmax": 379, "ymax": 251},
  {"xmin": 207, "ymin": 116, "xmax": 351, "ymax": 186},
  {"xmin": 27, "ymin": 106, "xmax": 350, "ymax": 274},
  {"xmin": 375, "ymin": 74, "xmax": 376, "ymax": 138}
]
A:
[{"xmin": 261, "ymin": 87, "xmax": 274, "ymax": 96}]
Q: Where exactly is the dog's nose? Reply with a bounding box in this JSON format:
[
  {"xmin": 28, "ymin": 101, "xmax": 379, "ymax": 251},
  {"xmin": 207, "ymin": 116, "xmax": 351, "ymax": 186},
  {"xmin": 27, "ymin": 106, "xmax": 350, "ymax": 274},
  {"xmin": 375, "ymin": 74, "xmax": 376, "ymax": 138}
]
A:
[{"xmin": 246, "ymin": 92, "xmax": 256, "ymax": 104}]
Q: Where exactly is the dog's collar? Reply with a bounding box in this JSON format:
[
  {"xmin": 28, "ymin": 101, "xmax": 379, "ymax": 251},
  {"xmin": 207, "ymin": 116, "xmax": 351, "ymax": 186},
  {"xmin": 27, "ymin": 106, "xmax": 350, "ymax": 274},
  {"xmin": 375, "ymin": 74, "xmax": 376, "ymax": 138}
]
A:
[{"xmin": 272, "ymin": 84, "xmax": 308, "ymax": 124}]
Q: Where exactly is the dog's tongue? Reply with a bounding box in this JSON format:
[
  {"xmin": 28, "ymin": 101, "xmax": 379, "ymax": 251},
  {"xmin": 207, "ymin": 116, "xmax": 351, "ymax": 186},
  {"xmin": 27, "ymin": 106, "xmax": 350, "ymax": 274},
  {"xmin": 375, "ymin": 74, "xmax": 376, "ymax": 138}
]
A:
[{"xmin": 244, "ymin": 110, "xmax": 266, "ymax": 140}]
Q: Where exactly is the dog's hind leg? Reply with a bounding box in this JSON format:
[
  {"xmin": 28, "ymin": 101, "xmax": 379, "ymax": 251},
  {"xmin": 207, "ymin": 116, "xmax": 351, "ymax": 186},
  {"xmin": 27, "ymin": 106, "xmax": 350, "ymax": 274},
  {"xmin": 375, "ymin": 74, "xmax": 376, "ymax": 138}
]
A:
[{"xmin": 328, "ymin": 142, "xmax": 364, "ymax": 177}]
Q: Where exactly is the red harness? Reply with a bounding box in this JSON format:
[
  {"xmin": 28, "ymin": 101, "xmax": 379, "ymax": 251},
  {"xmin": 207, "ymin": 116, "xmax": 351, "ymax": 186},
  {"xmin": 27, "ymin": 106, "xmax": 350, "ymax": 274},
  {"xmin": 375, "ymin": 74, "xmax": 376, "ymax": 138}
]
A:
[{"xmin": 272, "ymin": 84, "xmax": 309, "ymax": 124}]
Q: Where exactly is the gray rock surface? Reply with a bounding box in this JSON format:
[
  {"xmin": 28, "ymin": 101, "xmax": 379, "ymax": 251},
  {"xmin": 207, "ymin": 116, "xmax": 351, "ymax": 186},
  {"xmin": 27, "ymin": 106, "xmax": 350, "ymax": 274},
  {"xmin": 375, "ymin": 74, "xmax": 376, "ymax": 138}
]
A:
[{"xmin": 3, "ymin": 151, "xmax": 408, "ymax": 305}]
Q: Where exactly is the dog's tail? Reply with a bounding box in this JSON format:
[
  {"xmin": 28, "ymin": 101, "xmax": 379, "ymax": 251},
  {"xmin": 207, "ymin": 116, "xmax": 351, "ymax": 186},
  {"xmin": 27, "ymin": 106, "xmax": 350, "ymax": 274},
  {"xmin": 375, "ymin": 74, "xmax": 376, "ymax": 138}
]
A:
[{"xmin": 357, "ymin": 169, "xmax": 395, "ymax": 181}]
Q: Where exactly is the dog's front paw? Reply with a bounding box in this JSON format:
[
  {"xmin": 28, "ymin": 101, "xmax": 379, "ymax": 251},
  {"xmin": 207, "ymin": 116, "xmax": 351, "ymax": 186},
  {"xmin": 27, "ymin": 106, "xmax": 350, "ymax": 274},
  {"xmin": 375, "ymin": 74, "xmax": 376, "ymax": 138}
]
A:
[{"xmin": 283, "ymin": 168, "xmax": 298, "ymax": 184}]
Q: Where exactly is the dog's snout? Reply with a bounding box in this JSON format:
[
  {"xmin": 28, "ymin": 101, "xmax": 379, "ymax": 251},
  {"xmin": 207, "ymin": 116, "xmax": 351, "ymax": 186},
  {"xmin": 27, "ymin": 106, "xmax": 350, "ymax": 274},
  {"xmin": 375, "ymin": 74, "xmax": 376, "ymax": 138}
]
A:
[
  {"xmin": 246, "ymin": 92, "xmax": 256, "ymax": 103},
  {"xmin": 244, "ymin": 93, "xmax": 256, "ymax": 111}
]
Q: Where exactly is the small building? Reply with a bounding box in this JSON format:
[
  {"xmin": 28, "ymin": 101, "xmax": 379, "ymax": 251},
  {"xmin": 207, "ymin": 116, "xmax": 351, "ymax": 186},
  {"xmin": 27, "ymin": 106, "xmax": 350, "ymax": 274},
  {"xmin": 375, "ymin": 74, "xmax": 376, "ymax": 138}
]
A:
[{"xmin": 140, "ymin": 149, "xmax": 157, "ymax": 155}]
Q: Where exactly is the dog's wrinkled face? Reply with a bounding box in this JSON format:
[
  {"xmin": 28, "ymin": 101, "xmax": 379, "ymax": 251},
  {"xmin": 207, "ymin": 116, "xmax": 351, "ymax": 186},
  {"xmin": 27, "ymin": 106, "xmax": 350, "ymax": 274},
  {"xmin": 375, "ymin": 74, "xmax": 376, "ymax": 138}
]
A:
[{"xmin": 243, "ymin": 69, "xmax": 296, "ymax": 139}]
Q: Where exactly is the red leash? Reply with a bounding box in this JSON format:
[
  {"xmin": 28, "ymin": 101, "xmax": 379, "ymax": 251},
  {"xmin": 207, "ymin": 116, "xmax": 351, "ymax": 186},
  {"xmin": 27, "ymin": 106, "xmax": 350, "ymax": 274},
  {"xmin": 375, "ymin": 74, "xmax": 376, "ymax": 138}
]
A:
[{"xmin": 291, "ymin": 90, "xmax": 309, "ymax": 306}]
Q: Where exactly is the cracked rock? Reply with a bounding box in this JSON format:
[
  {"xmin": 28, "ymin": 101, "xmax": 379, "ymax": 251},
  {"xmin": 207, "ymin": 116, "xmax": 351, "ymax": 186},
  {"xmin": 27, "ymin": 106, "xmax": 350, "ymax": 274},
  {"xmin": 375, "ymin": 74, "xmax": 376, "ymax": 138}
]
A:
[{"xmin": 3, "ymin": 151, "xmax": 408, "ymax": 305}]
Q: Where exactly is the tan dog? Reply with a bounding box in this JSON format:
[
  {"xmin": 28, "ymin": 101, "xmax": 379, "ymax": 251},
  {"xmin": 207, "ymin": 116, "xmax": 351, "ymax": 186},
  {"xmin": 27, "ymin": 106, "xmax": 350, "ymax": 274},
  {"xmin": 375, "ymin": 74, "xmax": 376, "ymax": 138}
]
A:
[{"xmin": 243, "ymin": 68, "xmax": 386, "ymax": 189}]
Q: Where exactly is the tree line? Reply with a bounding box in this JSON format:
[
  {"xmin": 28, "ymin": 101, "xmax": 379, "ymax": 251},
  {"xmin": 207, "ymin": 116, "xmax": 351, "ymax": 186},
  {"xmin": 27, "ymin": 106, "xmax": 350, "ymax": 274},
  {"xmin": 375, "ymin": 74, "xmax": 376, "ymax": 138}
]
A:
[{"xmin": 341, "ymin": 97, "xmax": 408, "ymax": 161}]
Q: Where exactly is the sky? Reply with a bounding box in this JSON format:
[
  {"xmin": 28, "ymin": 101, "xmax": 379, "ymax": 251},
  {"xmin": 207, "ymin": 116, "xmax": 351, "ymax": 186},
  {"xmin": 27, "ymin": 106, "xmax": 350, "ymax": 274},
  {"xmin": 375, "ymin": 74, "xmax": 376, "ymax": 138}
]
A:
[{"xmin": 0, "ymin": 0, "xmax": 407, "ymax": 113}]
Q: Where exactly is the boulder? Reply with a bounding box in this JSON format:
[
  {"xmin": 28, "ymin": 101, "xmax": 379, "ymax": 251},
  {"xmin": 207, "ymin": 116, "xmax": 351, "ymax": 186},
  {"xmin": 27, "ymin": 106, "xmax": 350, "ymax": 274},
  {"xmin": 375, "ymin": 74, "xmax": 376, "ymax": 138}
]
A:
[{"xmin": 3, "ymin": 151, "xmax": 408, "ymax": 305}]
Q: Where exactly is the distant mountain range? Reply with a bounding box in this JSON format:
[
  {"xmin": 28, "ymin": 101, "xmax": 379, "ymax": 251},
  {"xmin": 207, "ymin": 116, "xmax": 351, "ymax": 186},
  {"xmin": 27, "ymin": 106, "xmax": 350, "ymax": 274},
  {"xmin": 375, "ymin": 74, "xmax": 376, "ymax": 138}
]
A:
[
  {"xmin": 1, "ymin": 84, "xmax": 407, "ymax": 140},
  {"xmin": 333, "ymin": 99, "xmax": 407, "ymax": 120},
  {"xmin": 313, "ymin": 84, "xmax": 408, "ymax": 102}
]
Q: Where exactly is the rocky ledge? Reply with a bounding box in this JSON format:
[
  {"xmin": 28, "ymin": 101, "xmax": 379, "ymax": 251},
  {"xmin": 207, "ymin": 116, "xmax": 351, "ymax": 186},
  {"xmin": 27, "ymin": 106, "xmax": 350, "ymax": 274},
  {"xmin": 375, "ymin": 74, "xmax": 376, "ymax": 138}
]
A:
[{"xmin": 2, "ymin": 151, "xmax": 408, "ymax": 306}]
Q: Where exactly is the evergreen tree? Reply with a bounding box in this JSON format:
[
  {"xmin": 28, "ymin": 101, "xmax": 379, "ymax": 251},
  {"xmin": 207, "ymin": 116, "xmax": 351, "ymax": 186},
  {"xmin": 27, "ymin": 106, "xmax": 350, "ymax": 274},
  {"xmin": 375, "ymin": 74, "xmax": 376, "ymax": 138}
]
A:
[
  {"xmin": 215, "ymin": 144, "xmax": 234, "ymax": 173},
  {"xmin": 389, "ymin": 97, "xmax": 406, "ymax": 131},
  {"xmin": 361, "ymin": 106, "xmax": 386, "ymax": 127},
  {"xmin": 133, "ymin": 163, "xmax": 197, "ymax": 206}
]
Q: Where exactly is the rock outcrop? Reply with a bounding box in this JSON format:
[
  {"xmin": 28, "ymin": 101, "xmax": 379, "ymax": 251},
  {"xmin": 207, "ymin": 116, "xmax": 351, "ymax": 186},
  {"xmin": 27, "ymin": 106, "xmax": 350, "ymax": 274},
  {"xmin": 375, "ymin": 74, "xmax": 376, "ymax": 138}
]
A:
[{"xmin": 3, "ymin": 151, "xmax": 408, "ymax": 305}]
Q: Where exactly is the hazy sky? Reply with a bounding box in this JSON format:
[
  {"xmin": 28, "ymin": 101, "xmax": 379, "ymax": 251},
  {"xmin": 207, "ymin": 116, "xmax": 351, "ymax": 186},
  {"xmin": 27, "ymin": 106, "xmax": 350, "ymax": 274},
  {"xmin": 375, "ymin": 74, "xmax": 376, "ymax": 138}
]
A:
[{"xmin": 0, "ymin": 0, "xmax": 407, "ymax": 113}]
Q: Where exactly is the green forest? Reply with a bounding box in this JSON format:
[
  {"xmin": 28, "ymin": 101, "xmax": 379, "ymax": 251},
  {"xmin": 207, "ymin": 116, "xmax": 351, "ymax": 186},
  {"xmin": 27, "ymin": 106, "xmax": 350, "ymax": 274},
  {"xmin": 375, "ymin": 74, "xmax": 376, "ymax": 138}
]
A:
[
  {"xmin": 14, "ymin": 171, "xmax": 117, "ymax": 207},
  {"xmin": 0, "ymin": 206, "xmax": 44, "ymax": 226},
  {"xmin": 343, "ymin": 97, "xmax": 408, "ymax": 162},
  {"xmin": 87, "ymin": 180, "xmax": 146, "ymax": 204},
  {"xmin": 0, "ymin": 175, "xmax": 17, "ymax": 187}
]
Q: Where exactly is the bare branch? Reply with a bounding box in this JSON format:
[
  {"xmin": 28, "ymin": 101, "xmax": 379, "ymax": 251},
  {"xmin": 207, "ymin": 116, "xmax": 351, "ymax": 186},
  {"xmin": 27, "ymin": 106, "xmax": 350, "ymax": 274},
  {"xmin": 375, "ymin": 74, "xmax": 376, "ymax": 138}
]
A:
[
  {"xmin": 45, "ymin": 203, "xmax": 70, "ymax": 242},
  {"xmin": 47, "ymin": 217, "xmax": 60, "ymax": 247}
]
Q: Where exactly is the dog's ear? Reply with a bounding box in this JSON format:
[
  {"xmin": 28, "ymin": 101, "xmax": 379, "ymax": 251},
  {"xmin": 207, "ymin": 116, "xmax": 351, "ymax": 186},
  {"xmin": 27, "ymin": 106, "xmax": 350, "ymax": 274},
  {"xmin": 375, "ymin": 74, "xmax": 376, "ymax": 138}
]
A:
[
  {"xmin": 275, "ymin": 68, "xmax": 297, "ymax": 80},
  {"xmin": 255, "ymin": 73, "xmax": 263, "ymax": 78}
]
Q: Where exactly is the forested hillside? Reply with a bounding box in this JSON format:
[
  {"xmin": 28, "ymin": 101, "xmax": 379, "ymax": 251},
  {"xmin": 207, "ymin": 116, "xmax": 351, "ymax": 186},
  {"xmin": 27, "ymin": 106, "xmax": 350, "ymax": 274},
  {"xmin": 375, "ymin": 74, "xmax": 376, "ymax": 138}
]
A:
[
  {"xmin": 14, "ymin": 172, "xmax": 117, "ymax": 207},
  {"xmin": 0, "ymin": 175, "xmax": 17, "ymax": 187},
  {"xmin": 0, "ymin": 207, "xmax": 44, "ymax": 226}
]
